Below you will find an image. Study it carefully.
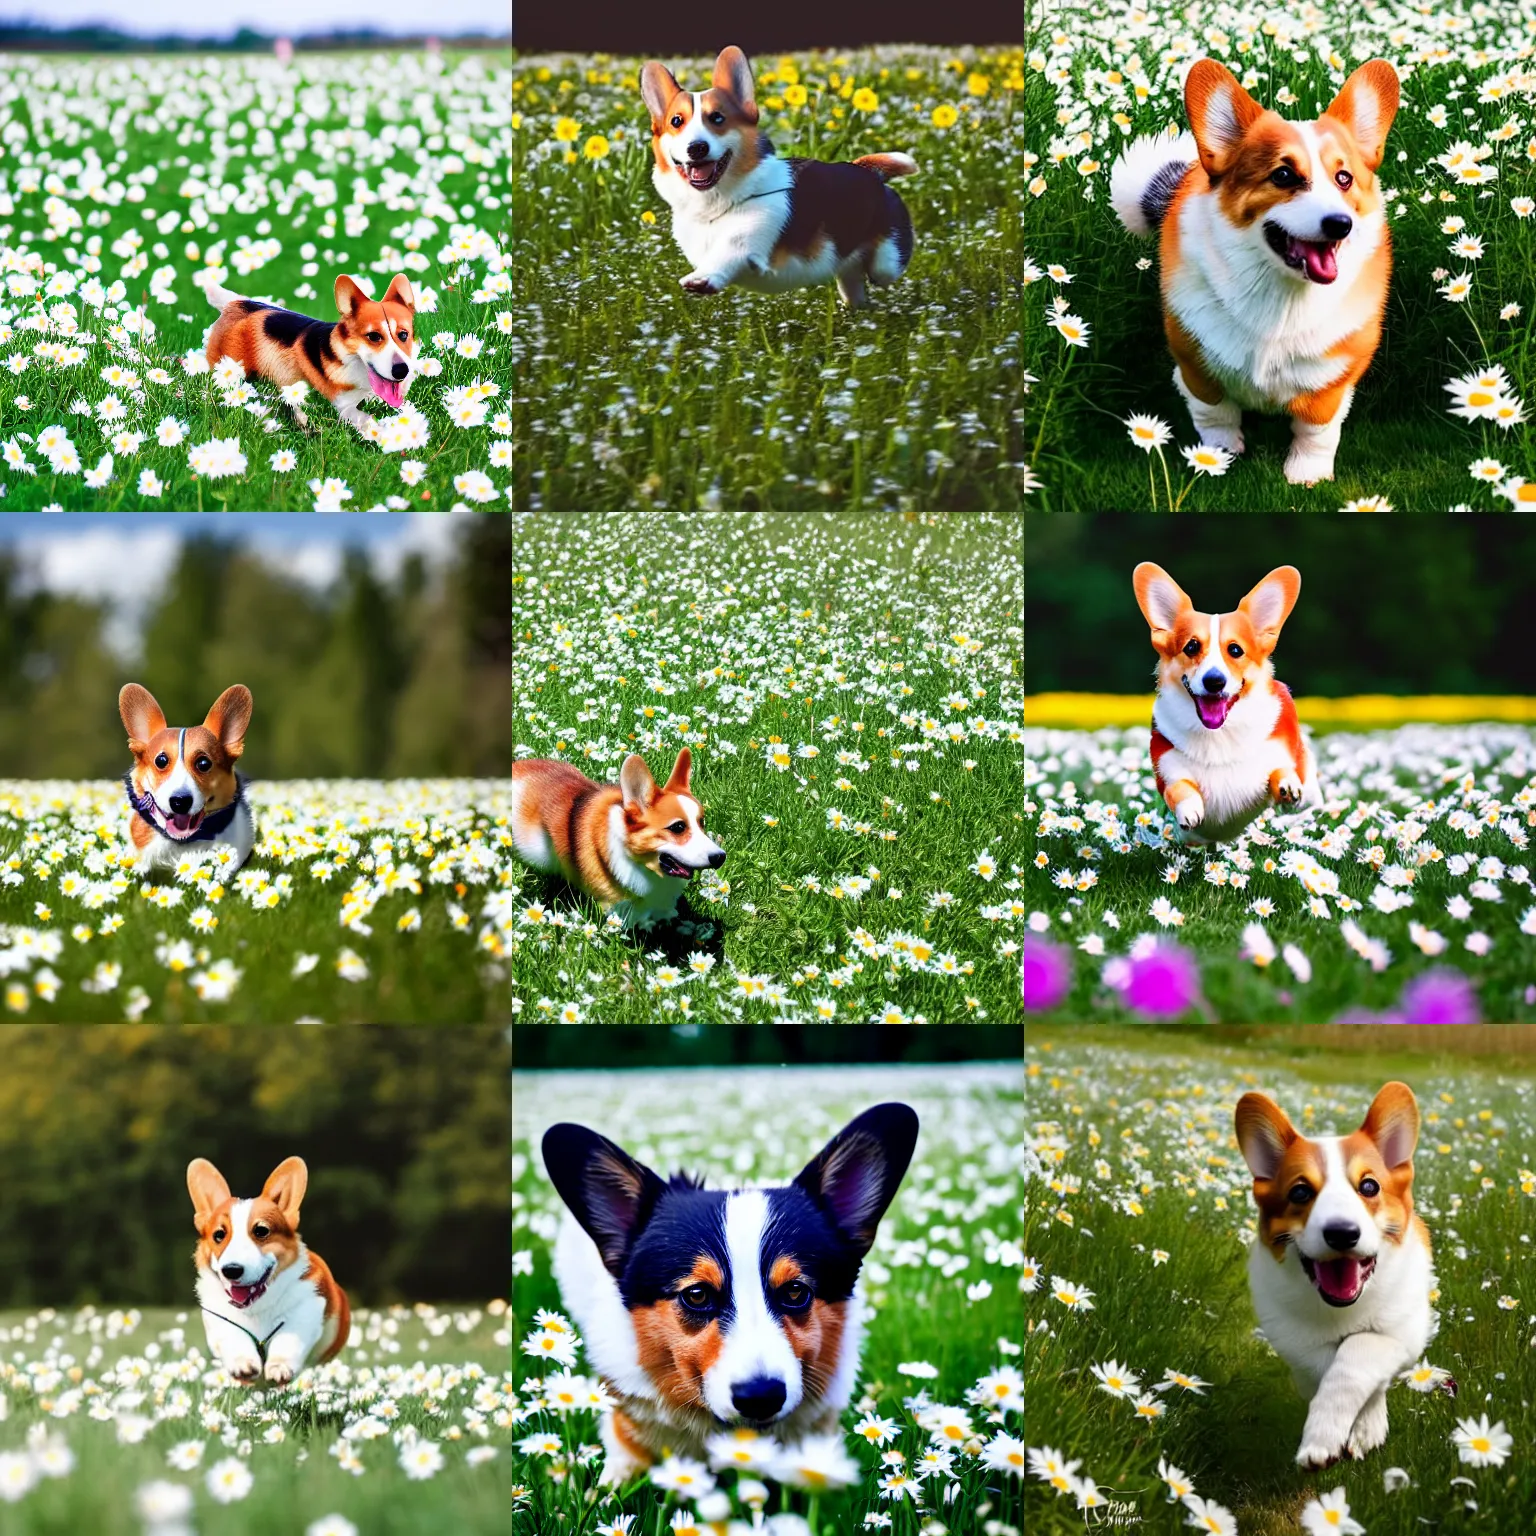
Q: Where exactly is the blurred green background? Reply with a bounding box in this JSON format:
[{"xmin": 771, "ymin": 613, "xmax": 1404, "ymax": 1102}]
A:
[
  {"xmin": 0, "ymin": 513, "xmax": 511, "ymax": 778},
  {"xmin": 1025, "ymin": 514, "xmax": 1532, "ymax": 695},
  {"xmin": 0, "ymin": 1026, "xmax": 510, "ymax": 1307}
]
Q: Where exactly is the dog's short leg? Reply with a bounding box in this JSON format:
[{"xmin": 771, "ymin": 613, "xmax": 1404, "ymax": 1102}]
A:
[
  {"xmin": 1285, "ymin": 383, "xmax": 1354, "ymax": 486},
  {"xmin": 597, "ymin": 1410, "xmax": 648, "ymax": 1486},
  {"xmin": 836, "ymin": 265, "xmax": 869, "ymax": 309},
  {"xmin": 1296, "ymin": 1331, "xmax": 1409, "ymax": 1468},
  {"xmin": 1347, "ymin": 1386, "xmax": 1389, "ymax": 1459},
  {"xmin": 1171, "ymin": 365, "xmax": 1244, "ymax": 455},
  {"xmin": 1163, "ymin": 778, "xmax": 1205, "ymax": 833},
  {"xmin": 1269, "ymin": 767, "xmax": 1304, "ymax": 807}
]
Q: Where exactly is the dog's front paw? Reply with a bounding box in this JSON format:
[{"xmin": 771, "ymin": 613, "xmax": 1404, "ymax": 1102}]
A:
[
  {"xmin": 1346, "ymin": 1399, "xmax": 1388, "ymax": 1459},
  {"xmin": 1296, "ymin": 1432, "xmax": 1349, "ymax": 1469},
  {"xmin": 1198, "ymin": 424, "xmax": 1245, "ymax": 456},
  {"xmin": 1284, "ymin": 447, "xmax": 1336, "ymax": 486},
  {"xmin": 1175, "ymin": 792, "xmax": 1206, "ymax": 831},
  {"xmin": 264, "ymin": 1359, "xmax": 295, "ymax": 1386},
  {"xmin": 681, "ymin": 272, "xmax": 724, "ymax": 295},
  {"xmin": 1273, "ymin": 772, "xmax": 1304, "ymax": 806},
  {"xmin": 226, "ymin": 1353, "xmax": 262, "ymax": 1384}
]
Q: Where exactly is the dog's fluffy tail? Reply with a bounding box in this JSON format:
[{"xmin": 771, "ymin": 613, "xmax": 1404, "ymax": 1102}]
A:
[
  {"xmin": 205, "ymin": 282, "xmax": 243, "ymax": 310},
  {"xmin": 854, "ymin": 152, "xmax": 918, "ymax": 182},
  {"xmin": 1109, "ymin": 129, "xmax": 1197, "ymax": 236}
]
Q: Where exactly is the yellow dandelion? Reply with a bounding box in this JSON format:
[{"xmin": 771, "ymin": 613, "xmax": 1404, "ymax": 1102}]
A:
[
  {"xmin": 966, "ymin": 72, "xmax": 990, "ymax": 96},
  {"xmin": 553, "ymin": 116, "xmax": 580, "ymax": 143},
  {"xmin": 851, "ymin": 87, "xmax": 878, "ymax": 112},
  {"xmin": 931, "ymin": 103, "xmax": 958, "ymax": 129},
  {"xmin": 784, "ymin": 83, "xmax": 808, "ymax": 108},
  {"xmin": 583, "ymin": 134, "xmax": 610, "ymax": 160}
]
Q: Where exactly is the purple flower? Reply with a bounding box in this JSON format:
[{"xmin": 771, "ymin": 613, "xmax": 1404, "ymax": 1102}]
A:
[
  {"xmin": 1024, "ymin": 936, "xmax": 1071, "ymax": 1012},
  {"xmin": 1399, "ymin": 968, "xmax": 1480, "ymax": 1025},
  {"xmin": 1117, "ymin": 941, "xmax": 1202, "ymax": 1020}
]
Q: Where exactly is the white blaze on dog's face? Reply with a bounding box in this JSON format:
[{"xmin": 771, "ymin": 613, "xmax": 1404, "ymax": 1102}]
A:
[
  {"xmin": 1235, "ymin": 1082, "xmax": 1420, "ymax": 1309},
  {"xmin": 618, "ymin": 748, "xmax": 725, "ymax": 881}
]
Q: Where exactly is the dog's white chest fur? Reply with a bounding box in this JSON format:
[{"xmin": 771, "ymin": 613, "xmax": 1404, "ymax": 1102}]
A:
[
  {"xmin": 134, "ymin": 799, "xmax": 254, "ymax": 873},
  {"xmin": 654, "ymin": 156, "xmax": 796, "ymax": 286},
  {"xmin": 195, "ymin": 1244, "xmax": 335, "ymax": 1386}
]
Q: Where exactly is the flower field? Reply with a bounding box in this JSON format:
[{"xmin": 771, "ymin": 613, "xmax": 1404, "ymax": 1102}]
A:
[
  {"xmin": 0, "ymin": 51, "xmax": 509, "ymax": 511},
  {"xmin": 0, "ymin": 779, "xmax": 514, "ymax": 1023},
  {"xmin": 1023, "ymin": 1027, "xmax": 1536, "ymax": 1533},
  {"xmin": 512, "ymin": 46, "xmax": 1025, "ymax": 510},
  {"xmin": 0, "ymin": 1300, "xmax": 510, "ymax": 1535},
  {"xmin": 1026, "ymin": 723, "xmax": 1536, "ymax": 1021},
  {"xmin": 1027, "ymin": 0, "xmax": 1536, "ymax": 510},
  {"xmin": 511, "ymin": 510, "xmax": 1025, "ymax": 1024},
  {"xmin": 512, "ymin": 1062, "xmax": 1025, "ymax": 1533}
]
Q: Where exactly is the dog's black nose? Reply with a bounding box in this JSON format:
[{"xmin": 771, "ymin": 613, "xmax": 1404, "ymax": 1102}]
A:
[
  {"xmin": 169, "ymin": 793, "xmax": 194, "ymax": 814},
  {"xmin": 1200, "ymin": 670, "xmax": 1226, "ymax": 695},
  {"xmin": 390, "ymin": 361, "xmax": 408, "ymax": 380},
  {"xmin": 707, "ymin": 850, "xmax": 726, "ymax": 869},
  {"xmin": 731, "ymin": 1376, "xmax": 786, "ymax": 1421},
  {"xmin": 220, "ymin": 1262, "xmax": 245, "ymax": 1280},
  {"xmin": 1321, "ymin": 213, "xmax": 1352, "ymax": 241},
  {"xmin": 686, "ymin": 140, "xmax": 711, "ymax": 162},
  {"xmin": 1322, "ymin": 1221, "xmax": 1361, "ymax": 1252}
]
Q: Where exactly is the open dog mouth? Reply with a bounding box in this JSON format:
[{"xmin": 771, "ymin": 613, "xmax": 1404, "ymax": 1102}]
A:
[
  {"xmin": 1264, "ymin": 220, "xmax": 1342, "ymax": 284},
  {"xmin": 1299, "ymin": 1253, "xmax": 1376, "ymax": 1307},
  {"xmin": 675, "ymin": 149, "xmax": 731, "ymax": 190},
  {"xmin": 365, "ymin": 365, "xmax": 406, "ymax": 409},
  {"xmin": 658, "ymin": 851, "xmax": 696, "ymax": 880},
  {"xmin": 224, "ymin": 1268, "xmax": 273, "ymax": 1309},
  {"xmin": 158, "ymin": 806, "xmax": 207, "ymax": 839},
  {"xmin": 1182, "ymin": 675, "xmax": 1236, "ymax": 730}
]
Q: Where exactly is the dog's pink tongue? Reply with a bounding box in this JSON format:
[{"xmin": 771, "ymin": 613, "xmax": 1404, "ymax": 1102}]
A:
[
  {"xmin": 1302, "ymin": 241, "xmax": 1339, "ymax": 284},
  {"xmin": 170, "ymin": 813, "xmax": 193, "ymax": 834},
  {"xmin": 368, "ymin": 372, "xmax": 404, "ymax": 408},
  {"xmin": 229, "ymin": 1283, "xmax": 254, "ymax": 1306},
  {"xmin": 1195, "ymin": 695, "xmax": 1230, "ymax": 729},
  {"xmin": 1317, "ymin": 1257, "xmax": 1362, "ymax": 1301}
]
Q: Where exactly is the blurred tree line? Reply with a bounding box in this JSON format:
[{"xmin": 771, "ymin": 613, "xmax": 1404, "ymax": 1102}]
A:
[
  {"xmin": 0, "ymin": 516, "xmax": 511, "ymax": 778},
  {"xmin": 0, "ymin": 1027, "xmax": 510, "ymax": 1307},
  {"xmin": 1025, "ymin": 515, "xmax": 1533, "ymax": 695}
]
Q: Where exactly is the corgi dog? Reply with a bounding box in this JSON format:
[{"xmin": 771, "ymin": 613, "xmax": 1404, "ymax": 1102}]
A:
[
  {"xmin": 1110, "ymin": 59, "xmax": 1399, "ymax": 484},
  {"xmin": 187, "ymin": 1156, "xmax": 350, "ymax": 1387},
  {"xmin": 640, "ymin": 46, "xmax": 916, "ymax": 309},
  {"xmin": 120, "ymin": 683, "xmax": 255, "ymax": 872},
  {"xmin": 205, "ymin": 273, "xmax": 417, "ymax": 437},
  {"xmin": 1235, "ymin": 1082, "xmax": 1436, "ymax": 1468},
  {"xmin": 511, "ymin": 747, "xmax": 724, "ymax": 926},
  {"xmin": 1133, "ymin": 562, "xmax": 1320, "ymax": 845},
  {"xmin": 543, "ymin": 1103, "xmax": 918, "ymax": 1482}
]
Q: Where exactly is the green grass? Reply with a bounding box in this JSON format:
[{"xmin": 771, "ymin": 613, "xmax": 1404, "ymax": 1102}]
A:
[
  {"xmin": 1023, "ymin": 1027, "xmax": 1536, "ymax": 1534},
  {"xmin": 0, "ymin": 1300, "xmax": 510, "ymax": 1535},
  {"xmin": 512, "ymin": 1061, "xmax": 1024, "ymax": 1533},
  {"xmin": 0, "ymin": 51, "xmax": 509, "ymax": 511},
  {"xmin": 1025, "ymin": 722, "xmax": 1536, "ymax": 1022},
  {"xmin": 511, "ymin": 510, "xmax": 1024, "ymax": 1024},
  {"xmin": 512, "ymin": 46, "xmax": 1025, "ymax": 511},
  {"xmin": 0, "ymin": 778, "xmax": 512, "ymax": 1022},
  {"xmin": 1027, "ymin": 0, "xmax": 1536, "ymax": 511}
]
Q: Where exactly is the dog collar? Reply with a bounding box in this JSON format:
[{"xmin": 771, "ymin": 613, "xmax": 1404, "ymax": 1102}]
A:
[
  {"xmin": 199, "ymin": 1304, "xmax": 286, "ymax": 1367},
  {"xmin": 124, "ymin": 771, "xmax": 247, "ymax": 845}
]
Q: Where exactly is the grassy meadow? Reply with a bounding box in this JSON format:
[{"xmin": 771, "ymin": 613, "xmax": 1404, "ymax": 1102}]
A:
[
  {"xmin": 1026, "ymin": 721, "xmax": 1536, "ymax": 1022},
  {"xmin": 512, "ymin": 46, "xmax": 1025, "ymax": 510},
  {"xmin": 0, "ymin": 1300, "xmax": 509, "ymax": 1535},
  {"xmin": 0, "ymin": 779, "xmax": 513, "ymax": 1022},
  {"xmin": 0, "ymin": 51, "xmax": 509, "ymax": 511},
  {"xmin": 1027, "ymin": 0, "xmax": 1536, "ymax": 511},
  {"xmin": 512, "ymin": 1062, "xmax": 1025, "ymax": 1533},
  {"xmin": 1024, "ymin": 1026, "xmax": 1536, "ymax": 1534},
  {"xmin": 511, "ymin": 510, "xmax": 1024, "ymax": 1024}
]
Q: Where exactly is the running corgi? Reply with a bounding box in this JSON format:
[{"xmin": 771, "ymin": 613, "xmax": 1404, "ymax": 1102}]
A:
[
  {"xmin": 120, "ymin": 683, "xmax": 255, "ymax": 872},
  {"xmin": 1133, "ymin": 562, "xmax": 1321, "ymax": 845},
  {"xmin": 205, "ymin": 274, "xmax": 417, "ymax": 437},
  {"xmin": 512, "ymin": 748, "xmax": 725, "ymax": 927},
  {"xmin": 640, "ymin": 46, "xmax": 916, "ymax": 308},
  {"xmin": 1235, "ymin": 1082, "xmax": 1436, "ymax": 1468},
  {"xmin": 1110, "ymin": 59, "xmax": 1399, "ymax": 484}
]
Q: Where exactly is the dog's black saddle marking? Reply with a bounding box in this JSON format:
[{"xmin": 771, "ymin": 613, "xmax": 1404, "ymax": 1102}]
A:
[{"xmin": 1141, "ymin": 158, "xmax": 1192, "ymax": 231}]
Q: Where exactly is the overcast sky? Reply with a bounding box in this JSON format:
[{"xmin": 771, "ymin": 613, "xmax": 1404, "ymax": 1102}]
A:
[
  {"xmin": 0, "ymin": 0, "xmax": 509, "ymax": 35},
  {"xmin": 0, "ymin": 513, "xmax": 462, "ymax": 657}
]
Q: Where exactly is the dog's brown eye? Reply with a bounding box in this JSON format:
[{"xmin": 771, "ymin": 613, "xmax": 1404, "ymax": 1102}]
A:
[
  {"xmin": 1359, "ymin": 1178, "xmax": 1379, "ymax": 1197},
  {"xmin": 213, "ymin": 1229, "xmax": 226, "ymax": 1243},
  {"xmin": 780, "ymin": 1281, "xmax": 811, "ymax": 1307},
  {"xmin": 1335, "ymin": 169, "xmax": 1353, "ymax": 190},
  {"xmin": 679, "ymin": 1284, "xmax": 715, "ymax": 1310},
  {"xmin": 1288, "ymin": 1182, "xmax": 1314, "ymax": 1205},
  {"xmin": 195, "ymin": 756, "xmax": 212, "ymax": 772},
  {"xmin": 1226, "ymin": 643, "xmax": 1243, "ymax": 659},
  {"xmin": 709, "ymin": 111, "xmax": 725, "ymax": 125},
  {"xmin": 668, "ymin": 821, "xmax": 687, "ymax": 834},
  {"xmin": 398, "ymin": 330, "xmax": 408, "ymax": 341},
  {"xmin": 1271, "ymin": 164, "xmax": 1301, "ymax": 187},
  {"xmin": 670, "ymin": 114, "xmax": 684, "ymax": 128},
  {"xmin": 155, "ymin": 752, "xmax": 169, "ymax": 768},
  {"xmin": 252, "ymin": 1224, "xmax": 269, "ymax": 1238},
  {"xmin": 1182, "ymin": 639, "xmax": 1200, "ymax": 657},
  {"xmin": 367, "ymin": 331, "xmax": 383, "ymax": 343}
]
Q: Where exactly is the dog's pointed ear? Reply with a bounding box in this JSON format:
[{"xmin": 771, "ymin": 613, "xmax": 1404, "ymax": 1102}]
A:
[
  {"xmin": 712, "ymin": 45, "xmax": 758, "ymax": 123},
  {"xmin": 619, "ymin": 754, "xmax": 657, "ymax": 809},
  {"xmin": 793, "ymin": 1103, "xmax": 918, "ymax": 1257},
  {"xmin": 187, "ymin": 1158, "xmax": 231, "ymax": 1226},
  {"xmin": 261, "ymin": 1157, "xmax": 308, "ymax": 1224},
  {"xmin": 641, "ymin": 61, "xmax": 683, "ymax": 128},
  {"xmin": 542, "ymin": 1124, "xmax": 666, "ymax": 1278},
  {"xmin": 1324, "ymin": 59, "xmax": 1399, "ymax": 171},
  {"xmin": 1361, "ymin": 1082, "xmax": 1419, "ymax": 1170},
  {"xmin": 1234, "ymin": 1093, "xmax": 1296, "ymax": 1180},
  {"xmin": 662, "ymin": 747, "xmax": 693, "ymax": 794},
  {"xmin": 1184, "ymin": 58, "xmax": 1263, "ymax": 177},
  {"xmin": 334, "ymin": 274, "xmax": 367, "ymax": 318},
  {"xmin": 1132, "ymin": 563, "xmax": 1192, "ymax": 648},
  {"xmin": 203, "ymin": 685, "xmax": 252, "ymax": 760},
  {"xmin": 1238, "ymin": 566, "xmax": 1301, "ymax": 649},
  {"xmin": 382, "ymin": 273, "xmax": 414, "ymax": 310},
  {"xmin": 119, "ymin": 683, "xmax": 167, "ymax": 752}
]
